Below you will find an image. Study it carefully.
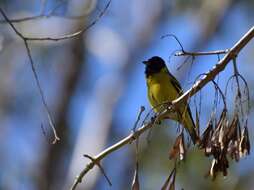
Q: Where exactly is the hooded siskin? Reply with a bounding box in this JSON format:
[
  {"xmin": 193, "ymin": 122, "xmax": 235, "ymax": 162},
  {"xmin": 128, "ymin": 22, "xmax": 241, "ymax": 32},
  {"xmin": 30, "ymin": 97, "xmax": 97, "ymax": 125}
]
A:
[{"xmin": 143, "ymin": 56, "xmax": 199, "ymax": 144}]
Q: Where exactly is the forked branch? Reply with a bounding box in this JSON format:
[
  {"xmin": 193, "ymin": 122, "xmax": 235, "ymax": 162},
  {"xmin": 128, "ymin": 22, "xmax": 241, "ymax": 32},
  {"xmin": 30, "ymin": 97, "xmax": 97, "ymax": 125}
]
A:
[
  {"xmin": 70, "ymin": 26, "xmax": 254, "ymax": 190},
  {"xmin": 0, "ymin": 0, "xmax": 112, "ymax": 143}
]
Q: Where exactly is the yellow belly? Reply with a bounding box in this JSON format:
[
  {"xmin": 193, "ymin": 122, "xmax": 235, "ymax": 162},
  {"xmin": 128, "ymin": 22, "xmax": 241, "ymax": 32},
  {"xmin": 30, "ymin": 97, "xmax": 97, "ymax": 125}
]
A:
[
  {"xmin": 146, "ymin": 71, "xmax": 198, "ymax": 144},
  {"xmin": 147, "ymin": 72, "xmax": 179, "ymax": 113}
]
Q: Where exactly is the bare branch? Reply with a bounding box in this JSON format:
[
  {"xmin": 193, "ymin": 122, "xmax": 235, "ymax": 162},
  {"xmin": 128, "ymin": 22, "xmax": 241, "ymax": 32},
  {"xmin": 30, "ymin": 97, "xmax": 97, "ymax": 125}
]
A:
[
  {"xmin": 0, "ymin": 0, "xmax": 112, "ymax": 143},
  {"xmin": 0, "ymin": 14, "xmax": 89, "ymax": 24},
  {"xmin": 24, "ymin": 41, "xmax": 60, "ymax": 144},
  {"xmin": 211, "ymin": 79, "xmax": 227, "ymax": 110},
  {"xmin": 175, "ymin": 49, "xmax": 229, "ymax": 56},
  {"xmin": 70, "ymin": 118, "xmax": 157, "ymax": 190},
  {"xmin": 172, "ymin": 26, "xmax": 254, "ymax": 107},
  {"xmin": 70, "ymin": 26, "xmax": 254, "ymax": 190},
  {"xmin": 0, "ymin": 0, "xmax": 111, "ymax": 41},
  {"xmin": 161, "ymin": 33, "xmax": 229, "ymax": 57},
  {"xmin": 83, "ymin": 154, "xmax": 112, "ymax": 186},
  {"xmin": 0, "ymin": 0, "xmax": 91, "ymax": 23},
  {"xmin": 0, "ymin": 15, "xmax": 43, "ymax": 23},
  {"xmin": 0, "ymin": 7, "xmax": 61, "ymax": 143},
  {"xmin": 0, "ymin": 8, "xmax": 25, "ymax": 39},
  {"xmin": 132, "ymin": 106, "xmax": 145, "ymax": 131},
  {"xmin": 161, "ymin": 34, "xmax": 184, "ymax": 52}
]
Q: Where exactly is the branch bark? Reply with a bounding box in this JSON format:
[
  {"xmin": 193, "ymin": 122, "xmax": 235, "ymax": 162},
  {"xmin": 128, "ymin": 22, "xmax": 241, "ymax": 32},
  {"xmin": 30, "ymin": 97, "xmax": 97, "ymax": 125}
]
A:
[{"xmin": 70, "ymin": 26, "xmax": 254, "ymax": 190}]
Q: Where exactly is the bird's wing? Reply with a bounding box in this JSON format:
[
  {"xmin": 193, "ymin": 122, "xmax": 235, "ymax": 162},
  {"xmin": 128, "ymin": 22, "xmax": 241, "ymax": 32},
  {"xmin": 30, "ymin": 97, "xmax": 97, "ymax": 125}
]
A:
[
  {"xmin": 167, "ymin": 71, "xmax": 199, "ymax": 144},
  {"xmin": 168, "ymin": 71, "xmax": 183, "ymax": 95}
]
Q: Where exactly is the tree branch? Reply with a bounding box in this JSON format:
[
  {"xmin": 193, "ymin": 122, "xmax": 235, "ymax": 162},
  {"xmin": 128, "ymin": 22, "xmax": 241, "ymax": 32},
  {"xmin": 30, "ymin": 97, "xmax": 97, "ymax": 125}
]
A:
[
  {"xmin": 172, "ymin": 26, "xmax": 254, "ymax": 107},
  {"xmin": 0, "ymin": 7, "xmax": 60, "ymax": 143},
  {"xmin": 0, "ymin": 14, "xmax": 89, "ymax": 24},
  {"xmin": 175, "ymin": 49, "xmax": 229, "ymax": 56},
  {"xmin": 0, "ymin": 0, "xmax": 91, "ymax": 24},
  {"xmin": 0, "ymin": 0, "xmax": 111, "ymax": 41},
  {"xmin": 0, "ymin": 0, "xmax": 112, "ymax": 143},
  {"xmin": 70, "ymin": 26, "xmax": 254, "ymax": 190}
]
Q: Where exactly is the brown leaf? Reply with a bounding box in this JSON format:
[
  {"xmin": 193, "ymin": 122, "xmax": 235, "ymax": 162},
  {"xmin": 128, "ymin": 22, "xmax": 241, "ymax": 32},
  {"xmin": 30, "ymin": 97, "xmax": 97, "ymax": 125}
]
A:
[
  {"xmin": 161, "ymin": 168, "xmax": 176, "ymax": 190},
  {"xmin": 218, "ymin": 121, "xmax": 228, "ymax": 149},
  {"xmin": 131, "ymin": 163, "xmax": 140, "ymax": 190},
  {"xmin": 215, "ymin": 109, "xmax": 227, "ymax": 130},
  {"xmin": 212, "ymin": 110, "xmax": 227, "ymax": 144},
  {"xmin": 199, "ymin": 119, "xmax": 213, "ymax": 156},
  {"xmin": 209, "ymin": 159, "xmax": 218, "ymax": 179},
  {"xmin": 169, "ymin": 133, "xmax": 186, "ymax": 161},
  {"xmin": 169, "ymin": 134, "xmax": 181, "ymax": 160},
  {"xmin": 227, "ymin": 140, "xmax": 240, "ymax": 162},
  {"xmin": 179, "ymin": 133, "xmax": 186, "ymax": 161},
  {"xmin": 206, "ymin": 149, "xmax": 230, "ymax": 179},
  {"xmin": 239, "ymin": 126, "xmax": 251, "ymax": 158},
  {"xmin": 225, "ymin": 115, "xmax": 239, "ymax": 144},
  {"xmin": 220, "ymin": 154, "xmax": 229, "ymax": 177},
  {"xmin": 225, "ymin": 115, "xmax": 240, "ymax": 161},
  {"xmin": 209, "ymin": 154, "xmax": 229, "ymax": 180},
  {"xmin": 195, "ymin": 108, "xmax": 200, "ymax": 136}
]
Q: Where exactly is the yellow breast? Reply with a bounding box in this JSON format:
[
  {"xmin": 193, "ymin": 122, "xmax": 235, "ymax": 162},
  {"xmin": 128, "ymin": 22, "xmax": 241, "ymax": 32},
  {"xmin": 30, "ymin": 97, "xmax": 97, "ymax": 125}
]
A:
[{"xmin": 146, "ymin": 71, "xmax": 179, "ymax": 112}]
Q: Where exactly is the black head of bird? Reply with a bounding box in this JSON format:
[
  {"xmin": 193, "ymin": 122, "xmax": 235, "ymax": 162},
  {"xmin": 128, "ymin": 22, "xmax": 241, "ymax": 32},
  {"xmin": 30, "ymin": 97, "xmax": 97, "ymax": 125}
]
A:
[{"xmin": 143, "ymin": 56, "xmax": 166, "ymax": 77}]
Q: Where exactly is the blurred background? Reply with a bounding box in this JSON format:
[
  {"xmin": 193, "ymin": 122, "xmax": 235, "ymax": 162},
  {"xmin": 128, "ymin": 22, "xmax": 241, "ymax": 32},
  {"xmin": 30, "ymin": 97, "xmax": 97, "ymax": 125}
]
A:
[{"xmin": 0, "ymin": 0, "xmax": 253, "ymax": 190}]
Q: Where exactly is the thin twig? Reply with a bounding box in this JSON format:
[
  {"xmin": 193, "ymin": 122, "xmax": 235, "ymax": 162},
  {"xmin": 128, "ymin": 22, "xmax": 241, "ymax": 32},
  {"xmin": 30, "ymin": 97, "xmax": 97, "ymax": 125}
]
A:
[
  {"xmin": 160, "ymin": 33, "xmax": 229, "ymax": 57},
  {"xmin": 0, "ymin": 0, "xmax": 111, "ymax": 41},
  {"xmin": 24, "ymin": 41, "xmax": 60, "ymax": 144},
  {"xmin": 176, "ymin": 55, "xmax": 193, "ymax": 71},
  {"xmin": 131, "ymin": 107, "xmax": 142, "ymax": 190},
  {"xmin": 70, "ymin": 26, "xmax": 254, "ymax": 190},
  {"xmin": 175, "ymin": 49, "xmax": 229, "ymax": 56},
  {"xmin": 0, "ymin": 0, "xmax": 112, "ymax": 143},
  {"xmin": 232, "ymin": 58, "xmax": 242, "ymax": 98},
  {"xmin": 132, "ymin": 106, "xmax": 145, "ymax": 131},
  {"xmin": 172, "ymin": 26, "xmax": 254, "ymax": 108},
  {"xmin": 70, "ymin": 118, "xmax": 156, "ymax": 190},
  {"xmin": 161, "ymin": 34, "xmax": 184, "ymax": 51},
  {"xmin": 0, "ymin": 14, "xmax": 89, "ymax": 23},
  {"xmin": 83, "ymin": 154, "xmax": 112, "ymax": 186},
  {"xmin": 0, "ymin": 15, "xmax": 43, "ymax": 23},
  {"xmin": 0, "ymin": 8, "xmax": 25, "ymax": 38},
  {"xmin": 232, "ymin": 58, "xmax": 245, "ymax": 121},
  {"xmin": 0, "ymin": 14, "xmax": 91, "ymax": 23},
  {"xmin": 0, "ymin": 0, "xmax": 90, "ymax": 23},
  {"xmin": 0, "ymin": 7, "xmax": 60, "ymax": 143}
]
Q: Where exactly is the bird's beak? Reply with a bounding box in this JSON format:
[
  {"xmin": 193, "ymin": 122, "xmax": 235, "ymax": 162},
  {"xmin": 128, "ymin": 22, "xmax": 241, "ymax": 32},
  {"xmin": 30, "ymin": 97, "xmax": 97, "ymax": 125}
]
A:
[{"xmin": 142, "ymin": 60, "xmax": 148, "ymax": 65}]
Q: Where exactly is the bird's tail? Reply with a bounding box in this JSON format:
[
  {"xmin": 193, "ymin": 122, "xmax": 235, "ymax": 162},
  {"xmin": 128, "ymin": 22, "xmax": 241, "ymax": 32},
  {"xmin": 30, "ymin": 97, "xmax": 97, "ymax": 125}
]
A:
[{"xmin": 181, "ymin": 107, "xmax": 200, "ymax": 145}]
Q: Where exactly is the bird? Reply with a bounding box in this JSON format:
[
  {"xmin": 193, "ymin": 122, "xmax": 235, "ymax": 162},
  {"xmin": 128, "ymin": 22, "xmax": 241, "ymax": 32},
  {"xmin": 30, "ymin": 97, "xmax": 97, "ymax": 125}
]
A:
[{"xmin": 143, "ymin": 56, "xmax": 199, "ymax": 144}]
